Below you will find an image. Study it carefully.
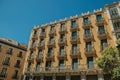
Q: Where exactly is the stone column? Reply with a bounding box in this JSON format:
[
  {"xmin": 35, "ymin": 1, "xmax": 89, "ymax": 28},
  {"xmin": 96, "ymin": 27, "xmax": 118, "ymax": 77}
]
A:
[
  {"xmin": 98, "ymin": 74, "xmax": 104, "ymax": 80},
  {"xmin": 81, "ymin": 75, "xmax": 86, "ymax": 80},
  {"xmin": 81, "ymin": 71, "xmax": 86, "ymax": 80},
  {"xmin": 52, "ymin": 74, "xmax": 56, "ymax": 80},
  {"xmin": 98, "ymin": 69, "xmax": 104, "ymax": 80},
  {"xmin": 30, "ymin": 74, "xmax": 33, "ymax": 80},
  {"xmin": 40, "ymin": 74, "xmax": 44, "ymax": 80},
  {"xmin": 23, "ymin": 75, "xmax": 26, "ymax": 80},
  {"xmin": 66, "ymin": 73, "xmax": 71, "ymax": 80}
]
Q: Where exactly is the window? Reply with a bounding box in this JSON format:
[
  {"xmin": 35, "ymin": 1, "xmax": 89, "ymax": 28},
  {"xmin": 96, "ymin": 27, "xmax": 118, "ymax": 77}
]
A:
[
  {"xmin": 7, "ymin": 48, "xmax": 13, "ymax": 55},
  {"xmin": 83, "ymin": 17, "xmax": 89, "ymax": 25},
  {"xmin": 116, "ymin": 33, "xmax": 120, "ymax": 39},
  {"xmin": 35, "ymin": 62, "xmax": 41, "ymax": 71},
  {"xmin": 12, "ymin": 70, "xmax": 18, "ymax": 79},
  {"xmin": 87, "ymin": 57, "xmax": 94, "ymax": 69},
  {"xmin": 60, "ymin": 34, "xmax": 65, "ymax": 42},
  {"xmin": 72, "ymin": 44, "xmax": 77, "ymax": 54},
  {"xmin": 0, "ymin": 44, "xmax": 2, "ymax": 52},
  {"xmin": 85, "ymin": 29, "xmax": 91, "ymax": 37},
  {"xmin": 31, "ymin": 41, "xmax": 36, "ymax": 48},
  {"xmin": 0, "ymin": 68, "xmax": 7, "ymax": 77},
  {"xmin": 29, "ymin": 51, "xmax": 33, "ymax": 59},
  {"xmin": 59, "ymin": 60, "xmax": 64, "ymax": 69},
  {"xmin": 109, "ymin": 7, "xmax": 119, "ymax": 17},
  {"xmin": 71, "ymin": 20, "xmax": 77, "ymax": 28},
  {"xmin": 72, "ymin": 58, "xmax": 78, "ymax": 70},
  {"xmin": 96, "ymin": 14, "xmax": 103, "ymax": 22},
  {"xmin": 15, "ymin": 60, "xmax": 20, "ymax": 68},
  {"xmin": 72, "ymin": 31, "xmax": 77, "ymax": 40},
  {"xmin": 17, "ymin": 51, "xmax": 22, "ymax": 57},
  {"xmin": 60, "ymin": 46, "xmax": 65, "ymax": 55},
  {"xmin": 101, "ymin": 39, "xmax": 108, "ymax": 50},
  {"xmin": 42, "ymin": 29, "xmax": 45, "ymax": 33},
  {"xmin": 60, "ymin": 34, "xmax": 65, "ymax": 39},
  {"xmin": 86, "ymin": 42, "xmax": 92, "ymax": 52},
  {"xmin": 60, "ymin": 23, "xmax": 66, "ymax": 31},
  {"xmin": 48, "ymin": 48, "xmax": 53, "ymax": 56},
  {"xmin": 34, "ymin": 30, "xmax": 37, "ymax": 35},
  {"xmin": 38, "ymin": 50, "xmax": 42, "ymax": 58},
  {"xmin": 41, "ymin": 29, "xmax": 45, "ymax": 36},
  {"xmin": 98, "ymin": 26, "xmax": 105, "ymax": 35},
  {"xmin": 49, "ymin": 36, "xmax": 54, "ymax": 44},
  {"xmin": 46, "ymin": 61, "xmax": 51, "ymax": 70},
  {"xmin": 27, "ymin": 63, "xmax": 31, "ymax": 71},
  {"xmin": 3, "ymin": 57, "xmax": 10, "ymax": 65},
  {"xmin": 50, "ymin": 26, "xmax": 55, "ymax": 33},
  {"xmin": 113, "ymin": 20, "xmax": 120, "ymax": 30},
  {"xmin": 40, "ymin": 39, "xmax": 44, "ymax": 46}
]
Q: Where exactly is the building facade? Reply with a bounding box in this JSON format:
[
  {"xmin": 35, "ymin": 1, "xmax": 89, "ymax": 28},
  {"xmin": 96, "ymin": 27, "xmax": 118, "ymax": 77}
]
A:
[
  {"xmin": 24, "ymin": 1, "xmax": 120, "ymax": 80},
  {"xmin": 0, "ymin": 38, "xmax": 27, "ymax": 80}
]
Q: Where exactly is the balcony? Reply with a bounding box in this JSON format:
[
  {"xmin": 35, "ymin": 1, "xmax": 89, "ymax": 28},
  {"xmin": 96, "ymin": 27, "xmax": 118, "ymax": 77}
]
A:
[
  {"xmin": 0, "ymin": 73, "xmax": 7, "ymax": 78},
  {"xmin": 97, "ymin": 31, "xmax": 108, "ymax": 39},
  {"xmin": 96, "ymin": 18, "xmax": 106, "ymax": 26},
  {"xmin": 32, "ymin": 34, "xmax": 38, "ymax": 40},
  {"xmin": 12, "ymin": 75, "xmax": 18, "ymax": 79},
  {"xmin": 49, "ymin": 30, "xmax": 56, "ymax": 36},
  {"xmin": 17, "ymin": 53, "xmax": 23, "ymax": 58},
  {"xmin": 46, "ymin": 54, "xmax": 54, "ymax": 61},
  {"xmin": 6, "ymin": 50, "xmax": 12, "ymax": 55},
  {"xmin": 84, "ymin": 47, "xmax": 96, "ymax": 57},
  {"xmin": 40, "ymin": 64, "xmax": 101, "ymax": 75},
  {"xmin": 79, "ymin": 63, "xmax": 100, "ymax": 75},
  {"xmin": 83, "ymin": 34, "xmax": 94, "ymax": 42},
  {"xmin": 47, "ymin": 40, "xmax": 56, "ymax": 48},
  {"xmin": 29, "ymin": 44, "xmax": 36, "ymax": 51},
  {"xmin": 111, "ymin": 14, "xmax": 120, "ymax": 19},
  {"xmin": 36, "ymin": 55, "xmax": 43, "ymax": 62},
  {"xmin": 24, "ymin": 68, "xmax": 31, "ymax": 75},
  {"xmin": 38, "ymin": 43, "xmax": 45, "ymax": 49},
  {"xmin": 70, "ymin": 25, "xmax": 80, "ymax": 32},
  {"xmin": 33, "ymin": 67, "xmax": 43, "ymax": 75},
  {"xmin": 82, "ymin": 21, "xmax": 92, "ymax": 29},
  {"xmin": 27, "ymin": 55, "xmax": 34, "ymax": 63},
  {"xmin": 40, "ymin": 32, "xmax": 46, "ymax": 38},
  {"xmin": 114, "ymin": 28, "xmax": 120, "ymax": 33},
  {"xmin": 70, "ymin": 36, "xmax": 80, "ymax": 44},
  {"xmin": 100, "ymin": 43, "xmax": 108, "ymax": 51},
  {"xmin": 59, "ymin": 27, "xmax": 67, "ymax": 34},
  {"xmin": 2, "ymin": 61, "xmax": 10, "ymax": 66},
  {"xmin": 57, "ymin": 52, "xmax": 67, "ymax": 60},
  {"xmin": 70, "ymin": 50, "xmax": 81, "ymax": 58},
  {"xmin": 14, "ymin": 64, "xmax": 20, "ymax": 68},
  {"xmin": 58, "ymin": 38, "xmax": 67, "ymax": 46}
]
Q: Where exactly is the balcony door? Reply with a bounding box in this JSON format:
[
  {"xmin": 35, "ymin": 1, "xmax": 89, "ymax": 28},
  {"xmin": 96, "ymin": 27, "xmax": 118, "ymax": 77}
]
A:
[
  {"xmin": 72, "ymin": 58, "xmax": 78, "ymax": 70},
  {"xmin": 87, "ymin": 57, "xmax": 94, "ymax": 69}
]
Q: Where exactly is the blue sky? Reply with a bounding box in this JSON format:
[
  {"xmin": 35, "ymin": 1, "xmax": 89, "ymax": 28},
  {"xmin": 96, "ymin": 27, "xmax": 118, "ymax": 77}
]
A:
[{"xmin": 0, "ymin": 0, "xmax": 117, "ymax": 44}]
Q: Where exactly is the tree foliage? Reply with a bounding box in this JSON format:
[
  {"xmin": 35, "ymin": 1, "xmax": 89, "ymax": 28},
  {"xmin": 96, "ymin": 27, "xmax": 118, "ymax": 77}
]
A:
[{"xmin": 97, "ymin": 46, "xmax": 120, "ymax": 80}]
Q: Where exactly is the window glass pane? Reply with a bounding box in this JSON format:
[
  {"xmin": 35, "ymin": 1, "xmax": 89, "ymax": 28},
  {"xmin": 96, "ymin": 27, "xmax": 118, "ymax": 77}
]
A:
[
  {"xmin": 59, "ymin": 60, "xmax": 64, "ymax": 69},
  {"xmin": 85, "ymin": 29, "xmax": 90, "ymax": 37},
  {"xmin": 60, "ymin": 46, "xmax": 65, "ymax": 55},
  {"xmin": 96, "ymin": 14, "xmax": 102, "ymax": 21},
  {"xmin": 72, "ymin": 59, "xmax": 78, "ymax": 70},
  {"xmin": 84, "ymin": 17, "xmax": 89, "ymax": 24},
  {"xmin": 61, "ymin": 23, "xmax": 65, "ymax": 30},
  {"xmin": 98, "ymin": 26, "xmax": 105, "ymax": 34},
  {"xmin": 71, "ymin": 20, "xmax": 76, "ymax": 27},
  {"xmin": 109, "ymin": 7, "xmax": 119, "ymax": 17},
  {"xmin": 87, "ymin": 57, "xmax": 94, "ymax": 69}
]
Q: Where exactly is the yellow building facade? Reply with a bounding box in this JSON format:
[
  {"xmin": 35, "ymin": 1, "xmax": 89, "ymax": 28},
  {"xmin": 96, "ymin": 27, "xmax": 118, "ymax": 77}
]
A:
[
  {"xmin": 0, "ymin": 38, "xmax": 27, "ymax": 80},
  {"xmin": 24, "ymin": 1, "xmax": 120, "ymax": 80}
]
